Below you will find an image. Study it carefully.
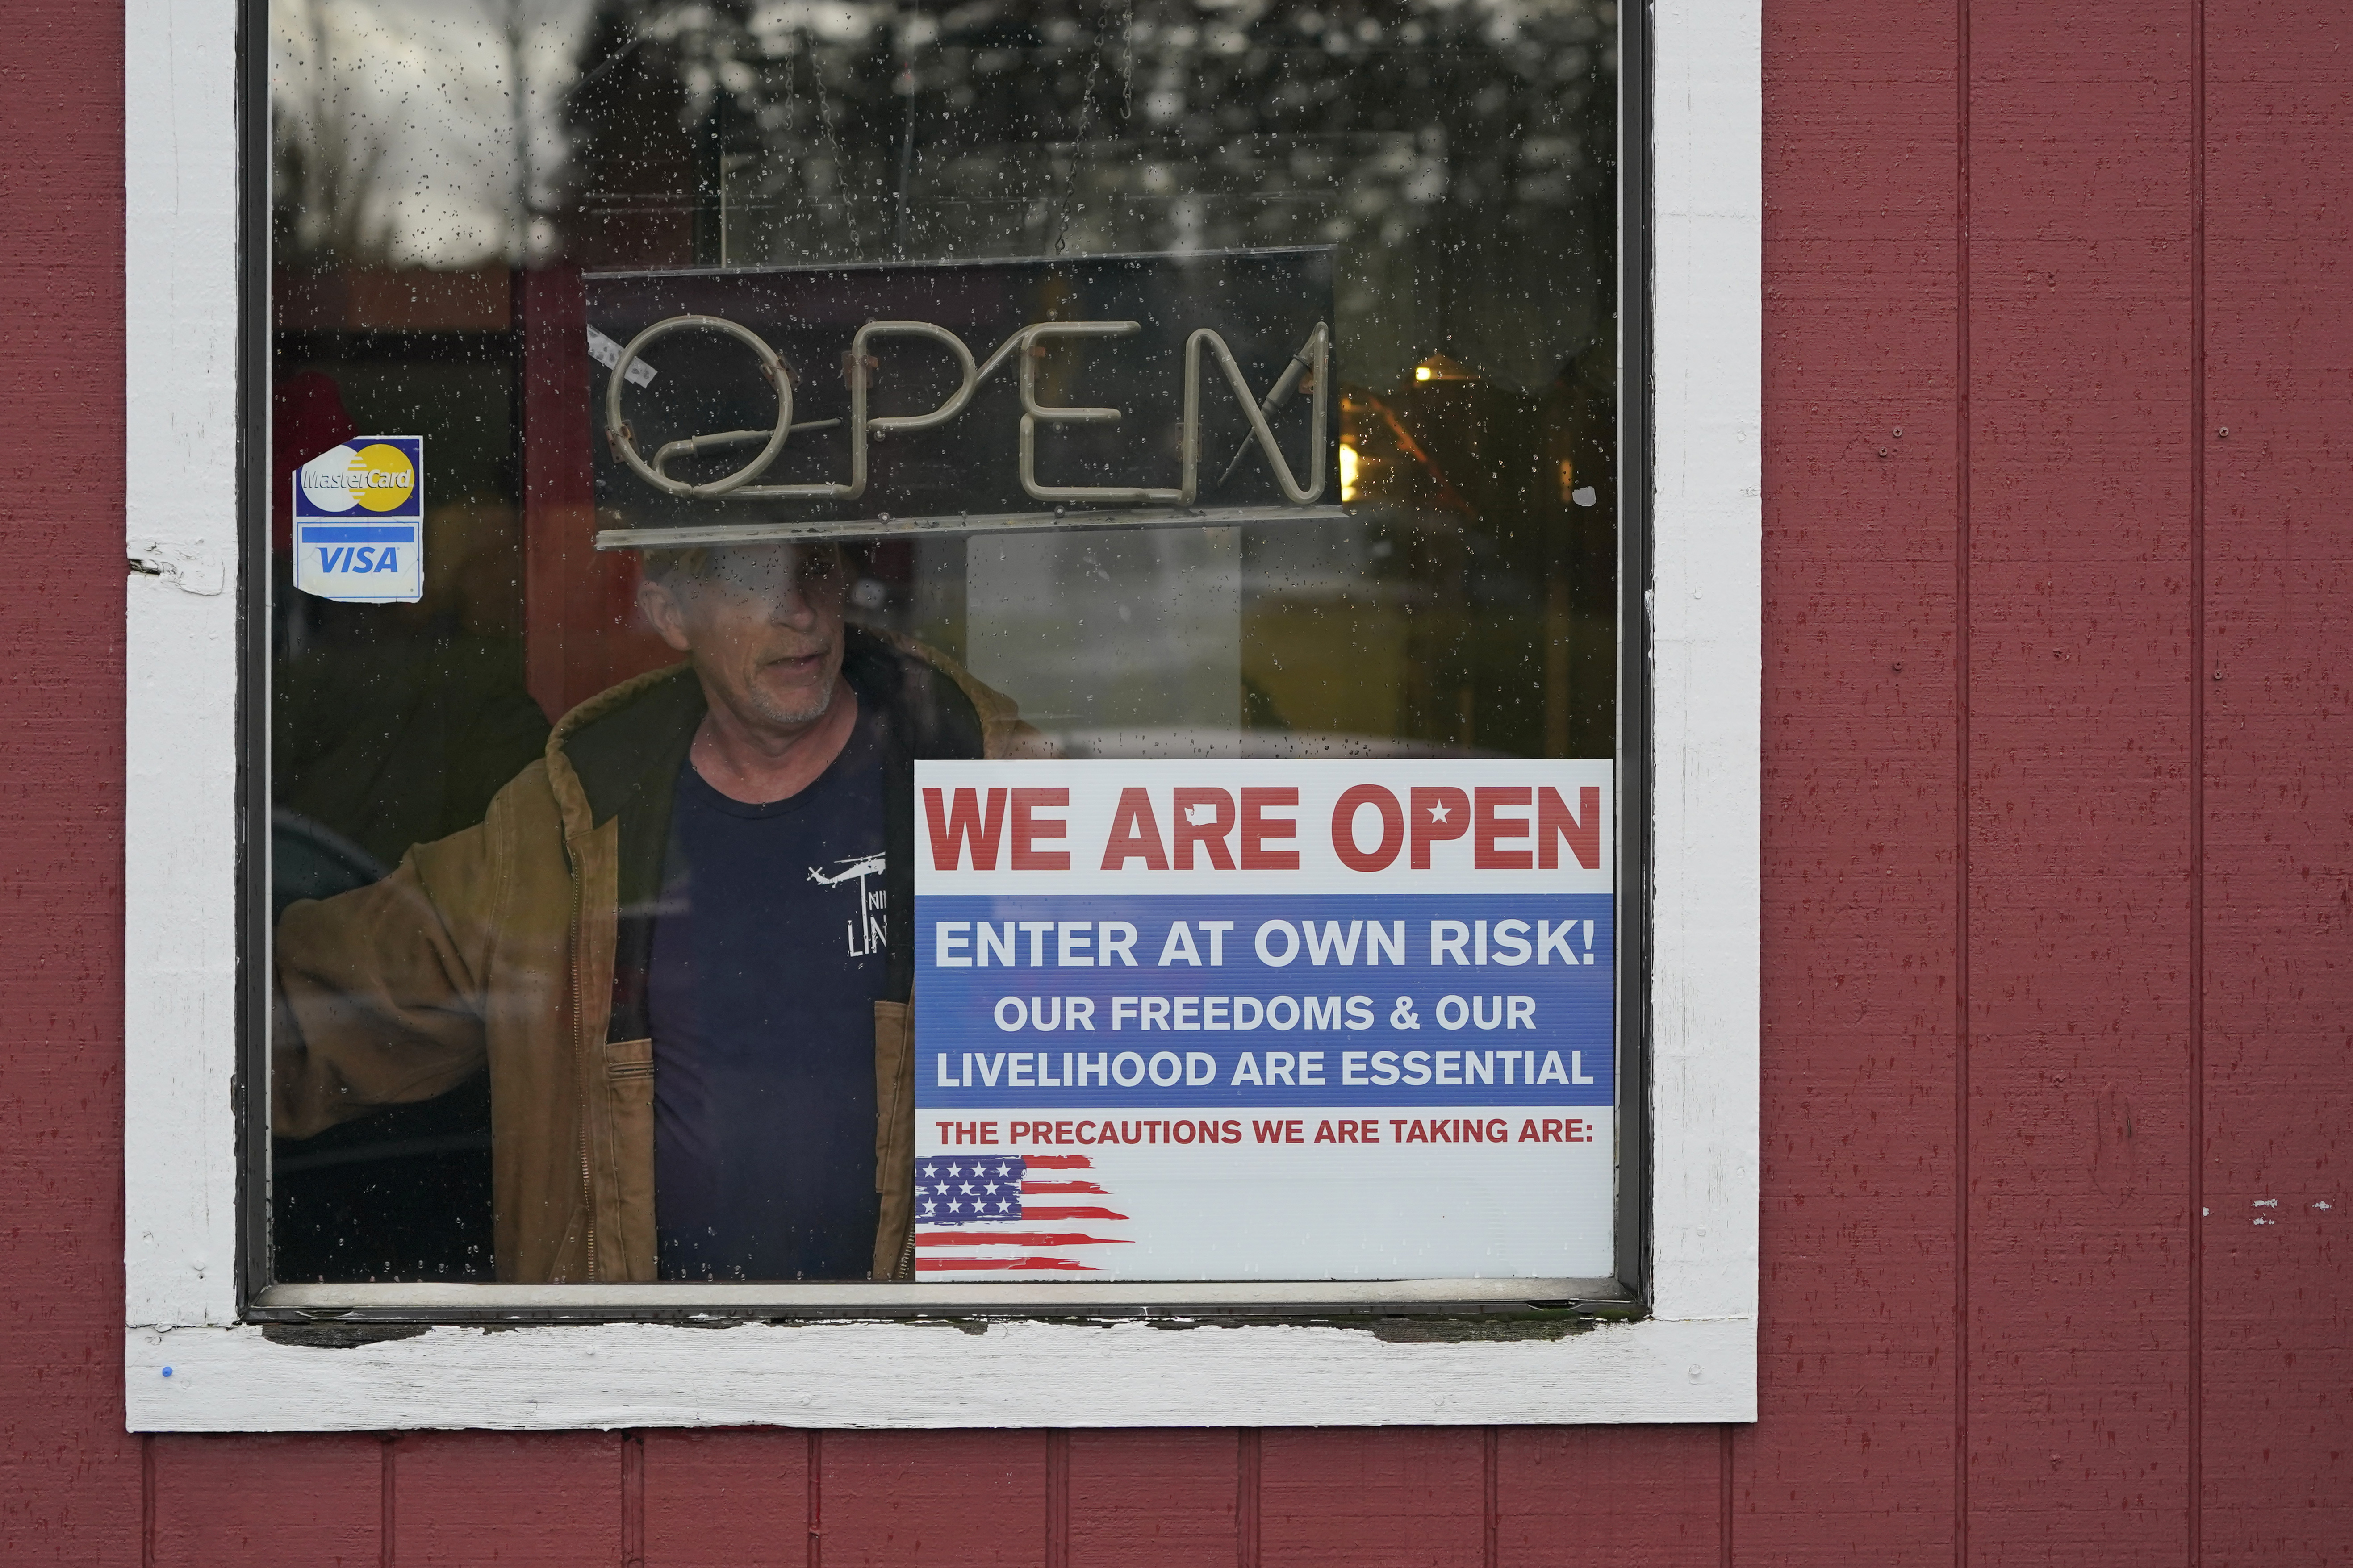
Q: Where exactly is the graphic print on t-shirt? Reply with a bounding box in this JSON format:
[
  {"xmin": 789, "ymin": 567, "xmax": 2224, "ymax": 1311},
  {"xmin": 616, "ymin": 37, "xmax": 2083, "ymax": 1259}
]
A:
[{"xmin": 807, "ymin": 851, "xmax": 887, "ymax": 958}]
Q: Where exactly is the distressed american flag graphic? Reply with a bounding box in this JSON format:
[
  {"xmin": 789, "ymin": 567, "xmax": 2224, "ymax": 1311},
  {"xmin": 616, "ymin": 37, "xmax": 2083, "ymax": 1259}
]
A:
[{"xmin": 913, "ymin": 1154, "xmax": 1132, "ymax": 1273}]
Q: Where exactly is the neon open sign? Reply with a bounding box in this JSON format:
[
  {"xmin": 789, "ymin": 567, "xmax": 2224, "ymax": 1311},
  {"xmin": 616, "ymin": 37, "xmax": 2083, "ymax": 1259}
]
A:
[
  {"xmin": 605, "ymin": 315, "xmax": 1329, "ymax": 509},
  {"xmin": 583, "ymin": 247, "xmax": 1342, "ymax": 543}
]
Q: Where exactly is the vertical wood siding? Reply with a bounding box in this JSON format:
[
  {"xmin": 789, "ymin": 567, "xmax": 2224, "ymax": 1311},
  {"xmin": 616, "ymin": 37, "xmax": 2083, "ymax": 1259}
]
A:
[
  {"xmin": 2200, "ymin": 1, "xmax": 2353, "ymax": 1561},
  {"xmin": 4, "ymin": 0, "xmax": 2349, "ymax": 1558},
  {"xmin": 1965, "ymin": 0, "xmax": 2198, "ymax": 1560},
  {"xmin": 0, "ymin": 2, "xmax": 139, "ymax": 1562}
]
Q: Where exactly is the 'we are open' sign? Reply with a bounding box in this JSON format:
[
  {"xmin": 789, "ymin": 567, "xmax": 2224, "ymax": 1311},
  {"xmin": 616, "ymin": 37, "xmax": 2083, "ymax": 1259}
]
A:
[{"xmin": 912, "ymin": 759, "xmax": 1617, "ymax": 1283}]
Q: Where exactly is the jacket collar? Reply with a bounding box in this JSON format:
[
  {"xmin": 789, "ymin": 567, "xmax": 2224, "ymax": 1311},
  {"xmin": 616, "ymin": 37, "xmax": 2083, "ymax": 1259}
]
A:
[{"xmin": 543, "ymin": 661, "xmax": 702, "ymax": 850}]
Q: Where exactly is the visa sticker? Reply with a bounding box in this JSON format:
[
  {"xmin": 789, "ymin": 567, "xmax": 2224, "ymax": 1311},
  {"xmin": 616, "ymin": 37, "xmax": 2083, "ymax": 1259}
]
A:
[{"xmin": 292, "ymin": 437, "xmax": 424, "ymax": 603}]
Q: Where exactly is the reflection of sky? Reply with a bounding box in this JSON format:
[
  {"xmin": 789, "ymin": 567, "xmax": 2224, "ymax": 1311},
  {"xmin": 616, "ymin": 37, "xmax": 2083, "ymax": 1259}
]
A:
[{"xmin": 272, "ymin": 0, "xmax": 597, "ymax": 266}]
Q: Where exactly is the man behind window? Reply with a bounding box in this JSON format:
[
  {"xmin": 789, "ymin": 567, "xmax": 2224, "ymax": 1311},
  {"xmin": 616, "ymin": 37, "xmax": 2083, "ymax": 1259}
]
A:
[{"xmin": 273, "ymin": 543, "xmax": 1036, "ymax": 1283}]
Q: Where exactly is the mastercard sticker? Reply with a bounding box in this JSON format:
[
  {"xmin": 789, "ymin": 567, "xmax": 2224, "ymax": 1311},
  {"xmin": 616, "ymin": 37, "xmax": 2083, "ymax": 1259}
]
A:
[{"xmin": 291, "ymin": 437, "xmax": 424, "ymax": 602}]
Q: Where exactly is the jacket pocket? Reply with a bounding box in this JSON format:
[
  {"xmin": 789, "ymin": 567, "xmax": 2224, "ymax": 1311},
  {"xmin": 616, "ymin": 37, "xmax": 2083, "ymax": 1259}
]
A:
[
  {"xmin": 601, "ymin": 1037, "xmax": 659, "ymax": 1281},
  {"xmin": 605, "ymin": 1036, "xmax": 656, "ymax": 1084}
]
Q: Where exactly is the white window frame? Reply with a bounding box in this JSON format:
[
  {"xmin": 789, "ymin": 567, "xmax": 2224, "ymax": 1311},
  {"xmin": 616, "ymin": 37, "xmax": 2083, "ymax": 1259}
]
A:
[{"xmin": 123, "ymin": 0, "xmax": 1759, "ymax": 1430}]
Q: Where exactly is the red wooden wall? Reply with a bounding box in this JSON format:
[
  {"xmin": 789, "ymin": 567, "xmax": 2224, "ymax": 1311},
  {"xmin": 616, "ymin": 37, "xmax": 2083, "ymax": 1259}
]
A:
[{"xmin": 6, "ymin": 0, "xmax": 2349, "ymax": 1558}]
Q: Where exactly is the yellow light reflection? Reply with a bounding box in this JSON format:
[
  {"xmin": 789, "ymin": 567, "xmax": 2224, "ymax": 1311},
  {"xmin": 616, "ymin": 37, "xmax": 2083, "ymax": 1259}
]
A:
[
  {"xmin": 1339, "ymin": 438, "xmax": 1359, "ymax": 501},
  {"xmin": 1413, "ymin": 366, "xmax": 1434, "ymax": 382}
]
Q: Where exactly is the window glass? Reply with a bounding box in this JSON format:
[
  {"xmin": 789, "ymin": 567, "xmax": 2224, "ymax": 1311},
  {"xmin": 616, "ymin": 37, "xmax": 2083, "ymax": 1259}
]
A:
[{"xmin": 265, "ymin": 0, "xmax": 1620, "ymax": 1288}]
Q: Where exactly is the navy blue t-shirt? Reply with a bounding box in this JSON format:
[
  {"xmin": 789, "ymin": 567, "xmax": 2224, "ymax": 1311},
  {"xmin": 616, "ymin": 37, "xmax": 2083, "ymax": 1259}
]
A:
[{"xmin": 647, "ymin": 712, "xmax": 889, "ymax": 1280}]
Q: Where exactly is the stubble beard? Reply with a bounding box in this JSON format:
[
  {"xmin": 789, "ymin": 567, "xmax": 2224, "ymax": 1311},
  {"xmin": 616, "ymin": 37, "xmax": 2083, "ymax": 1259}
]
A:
[{"xmin": 744, "ymin": 660, "xmax": 837, "ymax": 730}]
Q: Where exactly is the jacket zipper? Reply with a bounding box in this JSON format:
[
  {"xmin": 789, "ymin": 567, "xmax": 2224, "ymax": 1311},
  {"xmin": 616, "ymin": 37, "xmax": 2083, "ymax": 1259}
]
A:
[{"xmin": 571, "ymin": 852, "xmax": 596, "ymax": 1282}]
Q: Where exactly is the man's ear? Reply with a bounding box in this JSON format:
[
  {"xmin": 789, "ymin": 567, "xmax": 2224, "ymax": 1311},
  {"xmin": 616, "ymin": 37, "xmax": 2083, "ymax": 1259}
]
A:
[{"xmin": 636, "ymin": 574, "xmax": 696, "ymax": 654}]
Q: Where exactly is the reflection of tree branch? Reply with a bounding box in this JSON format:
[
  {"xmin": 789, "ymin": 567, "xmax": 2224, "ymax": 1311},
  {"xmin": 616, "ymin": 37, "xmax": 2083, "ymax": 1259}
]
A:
[
  {"xmin": 487, "ymin": 0, "xmax": 537, "ymax": 263},
  {"xmin": 578, "ymin": 0, "xmax": 1612, "ymax": 281},
  {"xmin": 276, "ymin": 0, "xmax": 396, "ymax": 263},
  {"xmin": 276, "ymin": 109, "xmax": 393, "ymax": 263},
  {"xmin": 561, "ymin": 26, "xmax": 647, "ymax": 110},
  {"xmin": 275, "ymin": 0, "xmax": 1612, "ymax": 296}
]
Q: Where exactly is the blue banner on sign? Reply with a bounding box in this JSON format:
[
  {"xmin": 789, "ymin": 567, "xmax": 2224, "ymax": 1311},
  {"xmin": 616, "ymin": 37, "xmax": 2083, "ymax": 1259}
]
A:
[
  {"xmin": 295, "ymin": 525, "xmax": 419, "ymax": 544},
  {"xmin": 915, "ymin": 893, "xmax": 1613, "ymax": 1108}
]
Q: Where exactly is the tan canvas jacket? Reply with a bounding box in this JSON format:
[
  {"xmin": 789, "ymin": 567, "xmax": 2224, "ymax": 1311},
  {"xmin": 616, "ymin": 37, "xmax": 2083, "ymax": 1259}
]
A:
[{"xmin": 273, "ymin": 627, "xmax": 1034, "ymax": 1284}]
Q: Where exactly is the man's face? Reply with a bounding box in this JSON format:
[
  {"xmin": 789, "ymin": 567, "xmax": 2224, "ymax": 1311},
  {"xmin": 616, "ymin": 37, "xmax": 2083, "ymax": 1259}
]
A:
[{"xmin": 638, "ymin": 545, "xmax": 850, "ymax": 734}]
